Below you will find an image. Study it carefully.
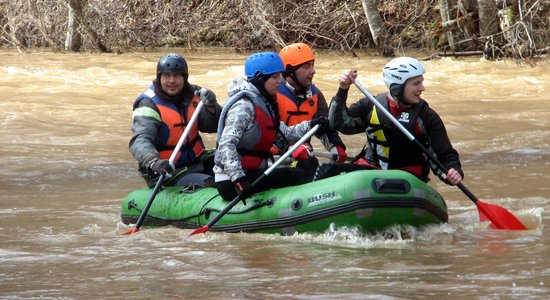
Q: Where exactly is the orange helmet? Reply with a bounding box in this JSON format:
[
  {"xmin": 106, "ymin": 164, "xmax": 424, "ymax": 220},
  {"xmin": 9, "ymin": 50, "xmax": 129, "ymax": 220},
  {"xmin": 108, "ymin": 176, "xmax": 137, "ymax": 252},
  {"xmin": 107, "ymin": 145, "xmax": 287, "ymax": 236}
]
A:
[{"xmin": 279, "ymin": 43, "xmax": 315, "ymax": 70}]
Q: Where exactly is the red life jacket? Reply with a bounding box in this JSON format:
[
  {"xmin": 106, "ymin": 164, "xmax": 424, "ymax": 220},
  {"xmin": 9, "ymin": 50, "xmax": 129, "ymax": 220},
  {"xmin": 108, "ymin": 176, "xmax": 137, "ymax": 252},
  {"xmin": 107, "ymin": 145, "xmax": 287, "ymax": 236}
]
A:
[
  {"xmin": 239, "ymin": 103, "xmax": 277, "ymax": 170},
  {"xmin": 215, "ymin": 89, "xmax": 277, "ymax": 172}
]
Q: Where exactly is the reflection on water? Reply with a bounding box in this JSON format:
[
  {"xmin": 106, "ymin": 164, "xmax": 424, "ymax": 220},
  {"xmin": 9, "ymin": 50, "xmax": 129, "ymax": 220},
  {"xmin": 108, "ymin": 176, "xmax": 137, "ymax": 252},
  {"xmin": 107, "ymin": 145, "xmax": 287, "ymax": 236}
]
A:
[{"xmin": 0, "ymin": 49, "xmax": 548, "ymax": 298}]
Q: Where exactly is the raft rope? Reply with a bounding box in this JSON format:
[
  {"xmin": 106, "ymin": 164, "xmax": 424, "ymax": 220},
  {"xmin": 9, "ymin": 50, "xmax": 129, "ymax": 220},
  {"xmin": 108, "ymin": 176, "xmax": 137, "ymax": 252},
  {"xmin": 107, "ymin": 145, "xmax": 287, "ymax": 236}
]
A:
[
  {"xmin": 126, "ymin": 196, "xmax": 276, "ymax": 224},
  {"xmin": 201, "ymin": 198, "xmax": 276, "ymax": 220}
]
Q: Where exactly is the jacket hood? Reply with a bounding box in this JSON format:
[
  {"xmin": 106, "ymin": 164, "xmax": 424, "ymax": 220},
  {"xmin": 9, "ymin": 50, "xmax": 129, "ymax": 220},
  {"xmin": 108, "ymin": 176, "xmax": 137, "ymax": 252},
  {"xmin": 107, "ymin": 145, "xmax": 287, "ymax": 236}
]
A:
[{"xmin": 227, "ymin": 77, "xmax": 261, "ymax": 98}]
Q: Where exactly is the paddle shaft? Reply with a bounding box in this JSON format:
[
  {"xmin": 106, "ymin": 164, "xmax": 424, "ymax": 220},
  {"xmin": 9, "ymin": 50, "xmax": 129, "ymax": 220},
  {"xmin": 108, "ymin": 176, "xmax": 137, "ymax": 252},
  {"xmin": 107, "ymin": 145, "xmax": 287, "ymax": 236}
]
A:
[
  {"xmin": 127, "ymin": 101, "xmax": 205, "ymax": 234},
  {"xmin": 353, "ymin": 81, "xmax": 478, "ymax": 202},
  {"xmin": 190, "ymin": 124, "xmax": 320, "ymax": 235},
  {"xmin": 312, "ymin": 150, "xmax": 354, "ymax": 162}
]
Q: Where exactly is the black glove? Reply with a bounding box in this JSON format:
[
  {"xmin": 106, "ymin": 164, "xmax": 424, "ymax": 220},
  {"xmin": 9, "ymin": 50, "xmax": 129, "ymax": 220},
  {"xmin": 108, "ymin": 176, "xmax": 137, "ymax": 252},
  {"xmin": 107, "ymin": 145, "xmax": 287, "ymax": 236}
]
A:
[
  {"xmin": 194, "ymin": 87, "xmax": 216, "ymax": 107},
  {"xmin": 310, "ymin": 115, "xmax": 330, "ymax": 136},
  {"xmin": 234, "ymin": 176, "xmax": 254, "ymax": 201},
  {"xmin": 150, "ymin": 159, "xmax": 175, "ymax": 177}
]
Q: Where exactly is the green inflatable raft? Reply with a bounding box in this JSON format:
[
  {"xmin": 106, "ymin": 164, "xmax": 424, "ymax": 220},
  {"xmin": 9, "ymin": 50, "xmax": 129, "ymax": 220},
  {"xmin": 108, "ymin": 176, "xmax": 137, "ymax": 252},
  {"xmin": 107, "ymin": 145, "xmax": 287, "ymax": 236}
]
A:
[{"xmin": 120, "ymin": 170, "xmax": 448, "ymax": 235}]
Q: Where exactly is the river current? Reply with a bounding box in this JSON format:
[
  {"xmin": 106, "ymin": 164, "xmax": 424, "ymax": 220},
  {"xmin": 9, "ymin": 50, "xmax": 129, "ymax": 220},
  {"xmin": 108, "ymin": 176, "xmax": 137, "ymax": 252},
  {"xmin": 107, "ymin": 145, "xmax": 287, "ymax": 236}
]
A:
[{"xmin": 1, "ymin": 49, "xmax": 549, "ymax": 299}]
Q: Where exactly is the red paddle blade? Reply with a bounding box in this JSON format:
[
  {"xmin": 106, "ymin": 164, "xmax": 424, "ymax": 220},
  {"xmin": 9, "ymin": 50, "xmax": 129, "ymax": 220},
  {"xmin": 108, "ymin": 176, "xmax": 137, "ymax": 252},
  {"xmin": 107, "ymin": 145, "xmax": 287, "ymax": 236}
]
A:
[
  {"xmin": 121, "ymin": 227, "xmax": 139, "ymax": 235},
  {"xmin": 476, "ymin": 200, "xmax": 527, "ymax": 230},
  {"xmin": 189, "ymin": 225, "xmax": 210, "ymax": 236}
]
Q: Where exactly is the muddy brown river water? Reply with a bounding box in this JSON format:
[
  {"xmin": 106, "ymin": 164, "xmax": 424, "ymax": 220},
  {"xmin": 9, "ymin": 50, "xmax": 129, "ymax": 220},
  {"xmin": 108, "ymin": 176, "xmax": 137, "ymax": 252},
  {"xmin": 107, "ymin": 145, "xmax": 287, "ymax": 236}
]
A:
[{"xmin": 1, "ymin": 49, "xmax": 548, "ymax": 299}]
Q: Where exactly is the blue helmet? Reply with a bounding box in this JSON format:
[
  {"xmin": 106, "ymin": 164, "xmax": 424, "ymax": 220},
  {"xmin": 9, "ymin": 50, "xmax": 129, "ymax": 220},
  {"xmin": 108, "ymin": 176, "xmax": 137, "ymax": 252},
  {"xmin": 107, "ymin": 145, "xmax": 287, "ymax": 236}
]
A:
[
  {"xmin": 157, "ymin": 53, "xmax": 188, "ymax": 76},
  {"xmin": 244, "ymin": 52, "xmax": 284, "ymax": 79}
]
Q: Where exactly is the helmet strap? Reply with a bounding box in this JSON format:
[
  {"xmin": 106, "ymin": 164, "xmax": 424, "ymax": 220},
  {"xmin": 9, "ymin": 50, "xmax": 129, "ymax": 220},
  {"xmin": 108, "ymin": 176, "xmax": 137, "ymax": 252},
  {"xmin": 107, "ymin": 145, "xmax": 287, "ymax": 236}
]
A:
[
  {"xmin": 249, "ymin": 74, "xmax": 271, "ymax": 98},
  {"xmin": 389, "ymin": 83, "xmax": 407, "ymax": 105},
  {"xmin": 285, "ymin": 71, "xmax": 308, "ymax": 93}
]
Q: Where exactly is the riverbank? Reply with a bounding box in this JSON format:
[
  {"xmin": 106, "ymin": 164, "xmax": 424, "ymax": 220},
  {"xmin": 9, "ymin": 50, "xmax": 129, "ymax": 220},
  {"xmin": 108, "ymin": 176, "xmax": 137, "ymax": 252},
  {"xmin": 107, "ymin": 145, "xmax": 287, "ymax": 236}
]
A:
[{"xmin": 2, "ymin": 0, "xmax": 548, "ymax": 59}]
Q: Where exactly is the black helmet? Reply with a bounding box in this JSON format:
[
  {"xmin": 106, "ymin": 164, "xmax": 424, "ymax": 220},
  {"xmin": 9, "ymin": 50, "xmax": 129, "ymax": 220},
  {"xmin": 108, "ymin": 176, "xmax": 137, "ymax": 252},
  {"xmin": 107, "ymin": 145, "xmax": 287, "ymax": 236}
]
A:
[{"xmin": 156, "ymin": 53, "xmax": 188, "ymax": 76}]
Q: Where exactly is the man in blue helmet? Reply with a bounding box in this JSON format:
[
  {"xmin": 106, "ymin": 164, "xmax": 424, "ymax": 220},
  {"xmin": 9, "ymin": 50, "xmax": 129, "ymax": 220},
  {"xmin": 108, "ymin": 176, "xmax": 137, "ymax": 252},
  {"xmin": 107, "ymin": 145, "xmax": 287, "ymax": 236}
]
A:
[
  {"xmin": 213, "ymin": 52, "xmax": 329, "ymax": 201},
  {"xmin": 130, "ymin": 53, "xmax": 222, "ymax": 188}
]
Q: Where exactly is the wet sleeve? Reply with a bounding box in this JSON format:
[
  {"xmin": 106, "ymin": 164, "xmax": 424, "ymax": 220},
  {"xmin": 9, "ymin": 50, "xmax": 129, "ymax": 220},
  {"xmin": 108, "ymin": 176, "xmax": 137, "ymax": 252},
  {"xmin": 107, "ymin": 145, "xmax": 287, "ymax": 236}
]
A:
[
  {"xmin": 315, "ymin": 89, "xmax": 345, "ymax": 151},
  {"xmin": 328, "ymin": 88, "xmax": 369, "ymax": 135},
  {"xmin": 425, "ymin": 108, "xmax": 464, "ymax": 179},
  {"xmin": 193, "ymin": 85, "xmax": 222, "ymax": 133},
  {"xmin": 278, "ymin": 119, "xmax": 311, "ymax": 144},
  {"xmin": 129, "ymin": 98, "xmax": 161, "ymax": 169},
  {"xmin": 216, "ymin": 99, "xmax": 254, "ymax": 182}
]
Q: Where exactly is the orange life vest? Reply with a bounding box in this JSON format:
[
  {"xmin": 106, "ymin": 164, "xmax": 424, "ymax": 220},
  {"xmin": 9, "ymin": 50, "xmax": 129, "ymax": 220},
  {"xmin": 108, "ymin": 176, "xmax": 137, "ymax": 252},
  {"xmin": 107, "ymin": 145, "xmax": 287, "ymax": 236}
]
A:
[
  {"xmin": 137, "ymin": 86, "xmax": 205, "ymax": 167},
  {"xmin": 276, "ymin": 83, "xmax": 319, "ymax": 125}
]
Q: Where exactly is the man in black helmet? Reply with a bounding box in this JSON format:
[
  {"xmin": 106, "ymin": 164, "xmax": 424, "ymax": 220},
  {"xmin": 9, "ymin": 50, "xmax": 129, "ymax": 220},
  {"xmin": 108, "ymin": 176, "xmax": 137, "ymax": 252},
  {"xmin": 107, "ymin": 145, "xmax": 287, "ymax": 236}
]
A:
[{"xmin": 130, "ymin": 53, "xmax": 222, "ymax": 188}]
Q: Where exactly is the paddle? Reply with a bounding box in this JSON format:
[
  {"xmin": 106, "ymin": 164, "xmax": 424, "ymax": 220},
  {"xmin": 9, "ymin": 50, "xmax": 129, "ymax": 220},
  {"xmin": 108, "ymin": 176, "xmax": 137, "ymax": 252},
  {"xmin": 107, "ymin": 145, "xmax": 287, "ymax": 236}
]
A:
[
  {"xmin": 189, "ymin": 124, "xmax": 321, "ymax": 236},
  {"xmin": 312, "ymin": 150, "xmax": 353, "ymax": 162},
  {"xmin": 123, "ymin": 101, "xmax": 205, "ymax": 235},
  {"xmin": 353, "ymin": 80, "xmax": 527, "ymax": 230}
]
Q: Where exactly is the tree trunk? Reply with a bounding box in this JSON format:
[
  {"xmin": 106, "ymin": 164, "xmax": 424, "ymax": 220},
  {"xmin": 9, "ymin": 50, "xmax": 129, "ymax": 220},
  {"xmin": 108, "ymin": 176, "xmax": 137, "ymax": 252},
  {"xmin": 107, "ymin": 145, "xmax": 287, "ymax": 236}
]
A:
[
  {"xmin": 457, "ymin": 0, "xmax": 478, "ymax": 48},
  {"xmin": 26, "ymin": 0, "xmax": 58, "ymax": 49},
  {"xmin": 71, "ymin": 0, "xmax": 109, "ymax": 52},
  {"xmin": 478, "ymin": 0, "xmax": 501, "ymax": 57},
  {"xmin": 438, "ymin": 0, "xmax": 457, "ymax": 51},
  {"xmin": 3, "ymin": 3, "xmax": 23, "ymax": 52},
  {"xmin": 65, "ymin": 0, "xmax": 82, "ymax": 51},
  {"xmin": 477, "ymin": 0, "xmax": 500, "ymax": 37},
  {"xmin": 497, "ymin": 7, "xmax": 514, "ymax": 45},
  {"xmin": 360, "ymin": 0, "xmax": 394, "ymax": 56}
]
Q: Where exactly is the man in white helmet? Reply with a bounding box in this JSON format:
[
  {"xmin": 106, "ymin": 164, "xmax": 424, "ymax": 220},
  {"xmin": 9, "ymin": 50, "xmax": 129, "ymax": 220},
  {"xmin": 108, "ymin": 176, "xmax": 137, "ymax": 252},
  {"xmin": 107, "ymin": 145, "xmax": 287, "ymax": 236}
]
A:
[{"xmin": 321, "ymin": 57, "xmax": 463, "ymax": 185}]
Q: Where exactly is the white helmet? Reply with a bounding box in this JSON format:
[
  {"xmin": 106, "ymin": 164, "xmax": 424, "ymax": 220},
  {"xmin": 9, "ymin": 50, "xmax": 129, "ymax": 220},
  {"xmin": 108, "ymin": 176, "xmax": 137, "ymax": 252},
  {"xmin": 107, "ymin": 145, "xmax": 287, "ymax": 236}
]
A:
[{"xmin": 383, "ymin": 57, "xmax": 425, "ymax": 90}]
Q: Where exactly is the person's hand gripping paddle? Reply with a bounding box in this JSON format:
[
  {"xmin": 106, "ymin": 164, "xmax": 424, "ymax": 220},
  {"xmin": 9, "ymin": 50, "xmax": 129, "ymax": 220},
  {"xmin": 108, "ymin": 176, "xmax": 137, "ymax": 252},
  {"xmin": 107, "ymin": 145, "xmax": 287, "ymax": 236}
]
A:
[
  {"xmin": 189, "ymin": 124, "xmax": 321, "ymax": 236},
  {"xmin": 122, "ymin": 101, "xmax": 205, "ymax": 235},
  {"xmin": 353, "ymin": 80, "xmax": 526, "ymax": 230}
]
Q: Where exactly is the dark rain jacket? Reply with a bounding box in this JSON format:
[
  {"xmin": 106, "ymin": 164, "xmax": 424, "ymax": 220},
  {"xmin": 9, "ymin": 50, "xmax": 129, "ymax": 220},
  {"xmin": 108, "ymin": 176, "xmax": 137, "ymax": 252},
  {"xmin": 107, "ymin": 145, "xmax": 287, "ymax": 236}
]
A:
[{"xmin": 329, "ymin": 88, "xmax": 463, "ymax": 183}]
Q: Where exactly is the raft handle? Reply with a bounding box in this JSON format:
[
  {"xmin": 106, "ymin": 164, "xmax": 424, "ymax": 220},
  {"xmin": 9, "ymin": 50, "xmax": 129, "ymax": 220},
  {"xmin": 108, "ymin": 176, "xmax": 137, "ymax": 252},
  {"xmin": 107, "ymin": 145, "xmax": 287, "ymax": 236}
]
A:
[
  {"xmin": 267, "ymin": 197, "xmax": 276, "ymax": 208},
  {"xmin": 291, "ymin": 199, "xmax": 303, "ymax": 210},
  {"xmin": 127, "ymin": 200, "xmax": 141, "ymax": 212},
  {"xmin": 372, "ymin": 179, "xmax": 411, "ymax": 194}
]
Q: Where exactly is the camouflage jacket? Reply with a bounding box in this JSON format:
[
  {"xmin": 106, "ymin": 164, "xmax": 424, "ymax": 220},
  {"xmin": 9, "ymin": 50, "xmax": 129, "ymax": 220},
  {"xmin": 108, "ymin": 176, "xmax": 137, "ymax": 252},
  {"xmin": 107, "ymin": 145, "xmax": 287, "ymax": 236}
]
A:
[{"xmin": 213, "ymin": 77, "xmax": 311, "ymax": 182}]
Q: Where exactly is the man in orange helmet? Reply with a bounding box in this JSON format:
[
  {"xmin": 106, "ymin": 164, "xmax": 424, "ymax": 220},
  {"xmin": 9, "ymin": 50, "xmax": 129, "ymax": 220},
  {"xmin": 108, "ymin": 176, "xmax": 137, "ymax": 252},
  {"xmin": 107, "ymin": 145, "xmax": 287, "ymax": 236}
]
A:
[{"xmin": 275, "ymin": 42, "xmax": 348, "ymax": 180}]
